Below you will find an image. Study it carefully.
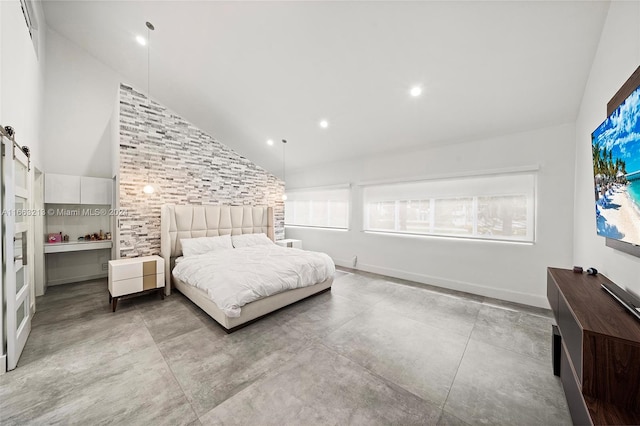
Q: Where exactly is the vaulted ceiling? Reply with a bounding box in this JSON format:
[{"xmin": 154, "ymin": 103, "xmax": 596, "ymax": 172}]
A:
[{"xmin": 42, "ymin": 1, "xmax": 609, "ymax": 175}]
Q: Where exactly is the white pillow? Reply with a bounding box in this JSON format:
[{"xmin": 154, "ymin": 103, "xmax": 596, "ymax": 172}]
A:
[
  {"xmin": 231, "ymin": 233, "xmax": 273, "ymax": 248},
  {"xmin": 181, "ymin": 234, "xmax": 233, "ymax": 257}
]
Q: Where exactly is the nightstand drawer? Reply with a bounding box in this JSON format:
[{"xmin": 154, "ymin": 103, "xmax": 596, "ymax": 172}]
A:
[
  {"xmin": 108, "ymin": 255, "xmax": 165, "ymax": 311},
  {"xmin": 109, "ymin": 257, "xmax": 163, "ymax": 281},
  {"xmin": 275, "ymin": 239, "xmax": 302, "ymax": 249},
  {"xmin": 110, "ymin": 273, "xmax": 165, "ymax": 297}
]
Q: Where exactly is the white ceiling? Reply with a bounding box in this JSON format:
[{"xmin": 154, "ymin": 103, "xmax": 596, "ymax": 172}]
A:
[{"xmin": 42, "ymin": 1, "xmax": 609, "ymax": 176}]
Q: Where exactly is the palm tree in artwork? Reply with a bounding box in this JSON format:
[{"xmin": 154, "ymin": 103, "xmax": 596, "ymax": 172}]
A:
[{"xmin": 592, "ymin": 140, "xmax": 627, "ymax": 182}]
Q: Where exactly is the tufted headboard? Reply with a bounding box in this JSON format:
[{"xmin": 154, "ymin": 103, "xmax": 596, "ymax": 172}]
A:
[{"xmin": 160, "ymin": 204, "xmax": 274, "ymax": 294}]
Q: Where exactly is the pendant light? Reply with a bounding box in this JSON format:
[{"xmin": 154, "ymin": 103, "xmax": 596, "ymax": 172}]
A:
[
  {"xmin": 143, "ymin": 21, "xmax": 155, "ymax": 195},
  {"xmin": 281, "ymin": 139, "xmax": 288, "ymax": 201}
]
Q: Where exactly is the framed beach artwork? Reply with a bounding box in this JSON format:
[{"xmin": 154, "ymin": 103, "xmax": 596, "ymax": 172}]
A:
[{"xmin": 592, "ymin": 83, "xmax": 640, "ymax": 246}]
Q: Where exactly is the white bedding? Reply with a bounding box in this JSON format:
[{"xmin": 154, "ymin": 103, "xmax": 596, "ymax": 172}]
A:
[{"xmin": 172, "ymin": 245, "xmax": 335, "ymax": 317}]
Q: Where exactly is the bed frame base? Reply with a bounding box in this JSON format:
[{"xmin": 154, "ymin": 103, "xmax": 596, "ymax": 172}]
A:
[
  {"xmin": 173, "ymin": 275, "xmax": 334, "ymax": 333},
  {"xmin": 182, "ymin": 287, "xmax": 332, "ymax": 334}
]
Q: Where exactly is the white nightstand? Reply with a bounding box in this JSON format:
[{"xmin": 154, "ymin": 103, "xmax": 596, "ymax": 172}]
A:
[
  {"xmin": 276, "ymin": 239, "xmax": 302, "ymax": 249},
  {"xmin": 108, "ymin": 255, "xmax": 165, "ymax": 312}
]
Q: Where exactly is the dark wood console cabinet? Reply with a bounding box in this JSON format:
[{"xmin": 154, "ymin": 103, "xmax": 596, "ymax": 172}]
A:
[{"xmin": 547, "ymin": 268, "xmax": 640, "ymax": 425}]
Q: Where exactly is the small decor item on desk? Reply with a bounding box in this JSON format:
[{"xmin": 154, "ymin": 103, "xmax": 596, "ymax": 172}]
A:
[
  {"xmin": 572, "ymin": 266, "xmax": 584, "ymax": 273},
  {"xmin": 85, "ymin": 234, "xmax": 91, "ymax": 241},
  {"xmin": 99, "ymin": 229, "xmax": 104, "ymax": 240},
  {"xmin": 77, "ymin": 236, "xmax": 84, "ymax": 241},
  {"xmin": 586, "ymin": 267, "xmax": 598, "ymax": 276},
  {"xmin": 48, "ymin": 233, "xmax": 61, "ymax": 243},
  {"xmin": 105, "ymin": 232, "xmax": 111, "ymax": 240}
]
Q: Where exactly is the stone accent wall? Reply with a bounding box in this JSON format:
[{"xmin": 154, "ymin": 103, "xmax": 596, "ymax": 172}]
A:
[{"xmin": 118, "ymin": 83, "xmax": 284, "ymax": 257}]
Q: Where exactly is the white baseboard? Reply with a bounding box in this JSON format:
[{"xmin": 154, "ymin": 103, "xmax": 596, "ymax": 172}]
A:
[
  {"xmin": 47, "ymin": 273, "xmax": 108, "ymax": 286},
  {"xmin": 333, "ymin": 258, "xmax": 353, "ymax": 268},
  {"xmin": 341, "ymin": 261, "xmax": 549, "ymax": 309},
  {"xmin": 0, "ymin": 354, "xmax": 6, "ymax": 375}
]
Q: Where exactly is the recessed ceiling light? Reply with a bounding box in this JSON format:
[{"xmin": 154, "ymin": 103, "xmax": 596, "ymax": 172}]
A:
[
  {"xmin": 266, "ymin": 139, "xmax": 274, "ymax": 146},
  {"xmin": 410, "ymin": 86, "xmax": 422, "ymax": 97},
  {"xmin": 319, "ymin": 120, "xmax": 329, "ymax": 129},
  {"xmin": 136, "ymin": 35, "xmax": 147, "ymax": 46}
]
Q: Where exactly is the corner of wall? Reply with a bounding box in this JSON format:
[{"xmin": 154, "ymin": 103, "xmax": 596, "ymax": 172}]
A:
[{"xmin": 572, "ymin": 0, "xmax": 640, "ymax": 293}]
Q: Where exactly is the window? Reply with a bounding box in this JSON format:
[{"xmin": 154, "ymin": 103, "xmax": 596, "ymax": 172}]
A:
[
  {"xmin": 285, "ymin": 187, "xmax": 350, "ymax": 229},
  {"xmin": 363, "ymin": 173, "xmax": 535, "ymax": 242},
  {"xmin": 20, "ymin": 0, "xmax": 39, "ymax": 56}
]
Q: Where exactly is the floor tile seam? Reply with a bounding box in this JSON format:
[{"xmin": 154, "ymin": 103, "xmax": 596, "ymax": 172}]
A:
[
  {"xmin": 196, "ymin": 366, "xmax": 312, "ymax": 423},
  {"xmin": 419, "ymin": 290, "xmax": 486, "ymax": 306},
  {"xmin": 195, "ymin": 363, "xmax": 296, "ymax": 421},
  {"xmin": 465, "ymin": 333, "xmax": 550, "ymax": 365},
  {"xmin": 32, "ymin": 301, "xmax": 96, "ymax": 315},
  {"xmin": 482, "ymin": 308, "xmax": 554, "ymax": 322},
  {"xmin": 327, "ymin": 289, "xmax": 379, "ymax": 305},
  {"xmin": 137, "ymin": 304, "xmax": 215, "ymax": 420},
  {"xmin": 152, "ymin": 337, "xmax": 201, "ymax": 422},
  {"xmin": 366, "ymin": 300, "xmax": 476, "ymax": 341},
  {"xmin": 480, "ymin": 301, "xmax": 553, "ymax": 319},
  {"xmin": 436, "ymin": 408, "xmax": 471, "ymax": 426},
  {"xmin": 327, "ymin": 292, "xmax": 477, "ymax": 342},
  {"xmin": 367, "ymin": 277, "xmax": 486, "ymax": 304},
  {"xmin": 470, "ymin": 302, "xmax": 550, "ymax": 364},
  {"xmin": 34, "ymin": 306, "xmax": 142, "ymax": 328},
  {"xmin": 314, "ymin": 340, "xmax": 441, "ymax": 409},
  {"xmin": 137, "ymin": 303, "xmax": 202, "ymax": 347},
  {"xmin": 24, "ymin": 313, "xmax": 152, "ymax": 367},
  {"xmin": 440, "ymin": 305, "xmax": 480, "ymax": 411},
  {"xmin": 244, "ymin": 337, "xmax": 318, "ymax": 381},
  {"xmin": 176, "ymin": 334, "xmax": 316, "ymax": 419},
  {"xmin": 30, "ymin": 305, "xmax": 111, "ymax": 324},
  {"xmin": 318, "ymin": 299, "xmax": 384, "ymax": 339},
  {"xmin": 11, "ymin": 344, "xmax": 173, "ymax": 422}
]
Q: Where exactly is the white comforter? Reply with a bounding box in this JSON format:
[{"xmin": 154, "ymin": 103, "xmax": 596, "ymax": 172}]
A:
[{"xmin": 172, "ymin": 245, "xmax": 335, "ymax": 318}]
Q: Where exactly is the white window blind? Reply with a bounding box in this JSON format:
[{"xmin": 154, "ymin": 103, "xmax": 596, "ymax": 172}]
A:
[
  {"xmin": 285, "ymin": 187, "xmax": 350, "ymax": 229},
  {"xmin": 363, "ymin": 173, "xmax": 535, "ymax": 242}
]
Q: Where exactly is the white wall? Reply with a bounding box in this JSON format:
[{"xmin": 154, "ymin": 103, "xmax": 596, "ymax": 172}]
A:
[
  {"xmin": 287, "ymin": 123, "xmax": 576, "ymax": 308},
  {"xmin": 42, "ymin": 28, "xmax": 124, "ymax": 178},
  {"xmin": 40, "ymin": 29, "xmax": 125, "ymax": 286},
  {"xmin": 573, "ymin": 1, "xmax": 640, "ymax": 294},
  {"xmin": 1, "ymin": 0, "xmax": 46, "ymax": 170},
  {"xmin": 1, "ymin": 2, "xmax": 3, "ymax": 123}
]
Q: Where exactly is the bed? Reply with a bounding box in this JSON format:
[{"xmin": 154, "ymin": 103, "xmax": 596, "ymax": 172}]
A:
[{"xmin": 160, "ymin": 204, "xmax": 334, "ymax": 332}]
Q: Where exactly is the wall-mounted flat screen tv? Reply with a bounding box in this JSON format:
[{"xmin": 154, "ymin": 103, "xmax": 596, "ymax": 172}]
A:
[{"xmin": 592, "ymin": 83, "xmax": 640, "ymax": 245}]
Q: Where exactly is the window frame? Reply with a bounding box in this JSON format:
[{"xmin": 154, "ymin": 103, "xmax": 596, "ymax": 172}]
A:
[
  {"xmin": 362, "ymin": 172, "xmax": 536, "ymax": 243},
  {"xmin": 284, "ymin": 185, "xmax": 351, "ymax": 231}
]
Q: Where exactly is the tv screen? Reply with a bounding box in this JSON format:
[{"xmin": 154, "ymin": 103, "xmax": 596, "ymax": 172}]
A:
[{"xmin": 592, "ymin": 83, "xmax": 640, "ymax": 245}]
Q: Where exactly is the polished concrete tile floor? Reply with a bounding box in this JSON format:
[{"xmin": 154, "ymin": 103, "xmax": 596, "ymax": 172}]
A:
[{"xmin": 0, "ymin": 269, "xmax": 571, "ymax": 425}]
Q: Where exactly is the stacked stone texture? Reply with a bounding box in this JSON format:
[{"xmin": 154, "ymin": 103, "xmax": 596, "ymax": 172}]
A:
[{"xmin": 119, "ymin": 84, "xmax": 285, "ymax": 257}]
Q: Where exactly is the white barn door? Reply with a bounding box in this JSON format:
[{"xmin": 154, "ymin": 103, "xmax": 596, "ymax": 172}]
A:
[{"xmin": 3, "ymin": 131, "xmax": 32, "ymax": 371}]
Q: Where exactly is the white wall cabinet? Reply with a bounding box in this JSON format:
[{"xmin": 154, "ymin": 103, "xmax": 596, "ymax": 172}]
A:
[
  {"xmin": 80, "ymin": 176, "xmax": 112, "ymax": 205},
  {"xmin": 44, "ymin": 174, "xmax": 80, "ymax": 203},
  {"xmin": 45, "ymin": 173, "xmax": 111, "ymax": 205}
]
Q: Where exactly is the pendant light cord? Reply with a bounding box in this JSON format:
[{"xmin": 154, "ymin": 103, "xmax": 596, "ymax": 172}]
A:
[
  {"xmin": 147, "ymin": 23, "xmax": 150, "ymax": 180},
  {"xmin": 282, "ymin": 139, "xmax": 286, "ymax": 182}
]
